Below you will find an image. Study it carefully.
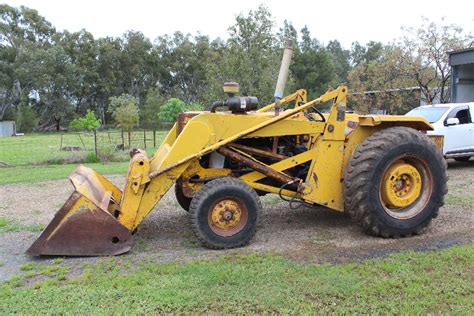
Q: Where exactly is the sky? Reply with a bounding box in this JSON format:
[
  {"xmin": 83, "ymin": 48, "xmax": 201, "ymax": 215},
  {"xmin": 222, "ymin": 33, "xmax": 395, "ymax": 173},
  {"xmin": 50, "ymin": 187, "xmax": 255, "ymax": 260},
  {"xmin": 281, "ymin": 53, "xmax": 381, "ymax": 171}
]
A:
[{"xmin": 5, "ymin": 0, "xmax": 474, "ymax": 48}]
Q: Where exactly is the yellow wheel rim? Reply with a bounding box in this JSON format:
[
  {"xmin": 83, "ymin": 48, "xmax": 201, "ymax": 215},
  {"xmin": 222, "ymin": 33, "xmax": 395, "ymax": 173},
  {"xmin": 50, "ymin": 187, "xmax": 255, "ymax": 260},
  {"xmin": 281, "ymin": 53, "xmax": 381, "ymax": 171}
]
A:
[
  {"xmin": 208, "ymin": 198, "xmax": 248, "ymax": 236},
  {"xmin": 381, "ymin": 162, "xmax": 422, "ymax": 208}
]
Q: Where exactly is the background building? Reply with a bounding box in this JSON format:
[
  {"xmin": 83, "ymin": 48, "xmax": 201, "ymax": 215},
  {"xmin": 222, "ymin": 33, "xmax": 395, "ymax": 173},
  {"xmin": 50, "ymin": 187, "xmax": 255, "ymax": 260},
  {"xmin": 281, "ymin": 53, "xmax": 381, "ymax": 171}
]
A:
[
  {"xmin": 449, "ymin": 47, "xmax": 474, "ymax": 103},
  {"xmin": 0, "ymin": 121, "xmax": 17, "ymax": 137}
]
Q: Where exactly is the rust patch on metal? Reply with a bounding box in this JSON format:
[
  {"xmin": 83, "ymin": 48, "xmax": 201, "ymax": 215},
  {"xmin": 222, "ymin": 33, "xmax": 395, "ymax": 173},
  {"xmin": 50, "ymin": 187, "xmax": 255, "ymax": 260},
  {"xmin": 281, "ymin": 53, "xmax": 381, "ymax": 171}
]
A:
[
  {"xmin": 177, "ymin": 112, "xmax": 199, "ymax": 135},
  {"xmin": 229, "ymin": 143, "xmax": 287, "ymax": 161},
  {"xmin": 217, "ymin": 146, "xmax": 298, "ymax": 187},
  {"xmin": 27, "ymin": 193, "xmax": 132, "ymax": 257}
]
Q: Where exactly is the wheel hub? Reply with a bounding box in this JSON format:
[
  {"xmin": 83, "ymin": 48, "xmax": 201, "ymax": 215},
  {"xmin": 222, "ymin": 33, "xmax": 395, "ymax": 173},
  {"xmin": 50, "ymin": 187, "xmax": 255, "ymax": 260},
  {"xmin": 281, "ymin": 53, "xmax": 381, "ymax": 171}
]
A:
[
  {"xmin": 210, "ymin": 199, "xmax": 243, "ymax": 230},
  {"xmin": 381, "ymin": 162, "xmax": 422, "ymax": 208}
]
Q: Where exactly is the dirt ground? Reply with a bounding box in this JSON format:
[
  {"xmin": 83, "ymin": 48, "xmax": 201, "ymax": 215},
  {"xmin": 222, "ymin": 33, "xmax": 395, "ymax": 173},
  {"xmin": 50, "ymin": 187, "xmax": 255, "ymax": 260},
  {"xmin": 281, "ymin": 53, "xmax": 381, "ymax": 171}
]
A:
[{"xmin": 1, "ymin": 160, "xmax": 473, "ymax": 280}]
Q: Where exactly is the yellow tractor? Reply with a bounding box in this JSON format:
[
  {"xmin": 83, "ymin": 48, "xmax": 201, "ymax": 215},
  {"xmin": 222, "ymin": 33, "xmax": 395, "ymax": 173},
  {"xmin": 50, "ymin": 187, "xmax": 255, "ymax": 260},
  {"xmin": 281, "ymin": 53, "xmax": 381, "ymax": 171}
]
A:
[{"xmin": 28, "ymin": 44, "xmax": 447, "ymax": 256}]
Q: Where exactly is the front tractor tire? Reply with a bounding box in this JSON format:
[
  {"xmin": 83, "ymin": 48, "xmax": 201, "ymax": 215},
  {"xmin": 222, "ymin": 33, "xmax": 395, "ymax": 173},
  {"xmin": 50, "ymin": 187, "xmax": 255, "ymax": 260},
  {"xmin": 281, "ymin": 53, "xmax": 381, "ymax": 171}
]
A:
[
  {"xmin": 175, "ymin": 179, "xmax": 192, "ymax": 212},
  {"xmin": 344, "ymin": 127, "xmax": 448, "ymax": 238},
  {"xmin": 189, "ymin": 177, "xmax": 260, "ymax": 249}
]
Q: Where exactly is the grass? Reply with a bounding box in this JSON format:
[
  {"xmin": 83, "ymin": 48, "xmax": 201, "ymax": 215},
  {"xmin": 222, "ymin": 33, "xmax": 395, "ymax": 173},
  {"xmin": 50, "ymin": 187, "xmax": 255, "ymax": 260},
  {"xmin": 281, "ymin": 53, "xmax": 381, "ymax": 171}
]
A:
[
  {"xmin": 445, "ymin": 194, "xmax": 474, "ymax": 206},
  {"xmin": 0, "ymin": 217, "xmax": 45, "ymax": 233},
  {"xmin": 0, "ymin": 244, "xmax": 472, "ymax": 314},
  {"xmin": 0, "ymin": 131, "xmax": 167, "ymax": 166},
  {"xmin": 0, "ymin": 161, "xmax": 130, "ymax": 185}
]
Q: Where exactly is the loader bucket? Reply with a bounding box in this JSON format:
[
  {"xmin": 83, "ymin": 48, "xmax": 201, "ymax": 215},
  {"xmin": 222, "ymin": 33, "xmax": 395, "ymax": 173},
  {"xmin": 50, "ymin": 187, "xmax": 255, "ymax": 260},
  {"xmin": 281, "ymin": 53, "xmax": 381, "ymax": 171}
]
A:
[{"xmin": 27, "ymin": 165, "xmax": 133, "ymax": 256}]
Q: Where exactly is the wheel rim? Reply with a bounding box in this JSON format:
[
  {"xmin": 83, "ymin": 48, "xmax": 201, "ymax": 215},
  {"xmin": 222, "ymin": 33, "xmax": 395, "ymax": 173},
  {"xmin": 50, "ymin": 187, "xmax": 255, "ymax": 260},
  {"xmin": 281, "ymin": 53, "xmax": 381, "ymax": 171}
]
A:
[
  {"xmin": 379, "ymin": 157, "xmax": 433, "ymax": 219},
  {"xmin": 208, "ymin": 197, "xmax": 248, "ymax": 237}
]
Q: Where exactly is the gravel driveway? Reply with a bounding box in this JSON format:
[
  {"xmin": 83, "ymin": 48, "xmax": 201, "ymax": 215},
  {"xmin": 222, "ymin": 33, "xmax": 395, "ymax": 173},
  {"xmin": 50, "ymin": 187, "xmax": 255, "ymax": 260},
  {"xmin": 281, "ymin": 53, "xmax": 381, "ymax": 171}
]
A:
[{"xmin": 1, "ymin": 160, "xmax": 473, "ymax": 280}]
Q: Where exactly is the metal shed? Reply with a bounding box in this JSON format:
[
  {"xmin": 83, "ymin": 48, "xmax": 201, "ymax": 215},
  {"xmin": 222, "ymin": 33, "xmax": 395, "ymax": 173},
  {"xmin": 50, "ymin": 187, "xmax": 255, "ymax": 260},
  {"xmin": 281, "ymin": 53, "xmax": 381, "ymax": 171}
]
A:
[
  {"xmin": 449, "ymin": 47, "xmax": 474, "ymax": 103},
  {"xmin": 0, "ymin": 121, "xmax": 17, "ymax": 137}
]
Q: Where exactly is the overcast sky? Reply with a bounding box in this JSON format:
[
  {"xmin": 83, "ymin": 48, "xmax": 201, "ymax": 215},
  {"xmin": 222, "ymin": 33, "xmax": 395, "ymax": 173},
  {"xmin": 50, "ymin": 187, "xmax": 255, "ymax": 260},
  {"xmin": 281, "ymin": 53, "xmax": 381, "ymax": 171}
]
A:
[{"xmin": 5, "ymin": 0, "xmax": 474, "ymax": 48}]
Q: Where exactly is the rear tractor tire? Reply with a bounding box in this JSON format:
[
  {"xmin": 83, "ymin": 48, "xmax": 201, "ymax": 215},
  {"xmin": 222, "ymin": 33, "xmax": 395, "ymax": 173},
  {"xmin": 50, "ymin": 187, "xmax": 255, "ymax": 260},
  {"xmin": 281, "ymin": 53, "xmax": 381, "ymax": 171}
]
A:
[
  {"xmin": 344, "ymin": 127, "xmax": 448, "ymax": 238},
  {"xmin": 189, "ymin": 177, "xmax": 260, "ymax": 249}
]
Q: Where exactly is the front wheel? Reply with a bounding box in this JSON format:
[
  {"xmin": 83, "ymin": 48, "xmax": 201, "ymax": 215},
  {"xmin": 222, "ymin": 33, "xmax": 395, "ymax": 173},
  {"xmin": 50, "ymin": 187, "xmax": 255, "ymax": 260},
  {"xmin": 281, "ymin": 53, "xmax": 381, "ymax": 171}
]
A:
[
  {"xmin": 344, "ymin": 127, "xmax": 448, "ymax": 237},
  {"xmin": 175, "ymin": 179, "xmax": 192, "ymax": 212},
  {"xmin": 189, "ymin": 177, "xmax": 260, "ymax": 249}
]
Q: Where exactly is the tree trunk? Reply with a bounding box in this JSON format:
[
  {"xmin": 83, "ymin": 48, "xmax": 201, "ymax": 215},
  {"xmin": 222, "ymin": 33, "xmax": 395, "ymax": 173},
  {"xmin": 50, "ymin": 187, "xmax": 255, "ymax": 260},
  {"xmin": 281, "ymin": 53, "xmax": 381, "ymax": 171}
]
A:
[{"xmin": 54, "ymin": 117, "xmax": 61, "ymax": 132}]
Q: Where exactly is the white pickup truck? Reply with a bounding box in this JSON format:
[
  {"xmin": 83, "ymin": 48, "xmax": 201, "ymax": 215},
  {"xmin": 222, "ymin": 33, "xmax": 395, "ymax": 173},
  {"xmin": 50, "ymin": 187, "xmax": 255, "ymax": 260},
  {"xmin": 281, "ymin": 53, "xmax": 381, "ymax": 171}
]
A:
[{"xmin": 406, "ymin": 103, "xmax": 474, "ymax": 162}]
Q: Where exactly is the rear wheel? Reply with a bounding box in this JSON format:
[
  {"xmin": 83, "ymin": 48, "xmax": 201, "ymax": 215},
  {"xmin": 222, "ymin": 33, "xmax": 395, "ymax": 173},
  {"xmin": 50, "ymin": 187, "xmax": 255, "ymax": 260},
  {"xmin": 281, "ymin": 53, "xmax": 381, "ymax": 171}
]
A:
[
  {"xmin": 190, "ymin": 177, "xmax": 260, "ymax": 249},
  {"xmin": 344, "ymin": 127, "xmax": 447, "ymax": 237},
  {"xmin": 454, "ymin": 156, "xmax": 471, "ymax": 162}
]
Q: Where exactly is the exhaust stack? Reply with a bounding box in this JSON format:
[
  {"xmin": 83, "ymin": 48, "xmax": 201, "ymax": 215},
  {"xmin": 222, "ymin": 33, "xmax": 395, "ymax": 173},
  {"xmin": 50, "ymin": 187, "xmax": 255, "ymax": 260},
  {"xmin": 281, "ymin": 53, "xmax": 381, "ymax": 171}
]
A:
[{"xmin": 274, "ymin": 40, "xmax": 294, "ymax": 115}]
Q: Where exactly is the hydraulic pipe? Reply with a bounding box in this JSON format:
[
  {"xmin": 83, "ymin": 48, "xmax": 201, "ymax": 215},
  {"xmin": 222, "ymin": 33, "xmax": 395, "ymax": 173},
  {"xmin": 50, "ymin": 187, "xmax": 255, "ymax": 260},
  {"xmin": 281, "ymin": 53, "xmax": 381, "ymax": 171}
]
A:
[{"xmin": 208, "ymin": 101, "xmax": 224, "ymax": 113}]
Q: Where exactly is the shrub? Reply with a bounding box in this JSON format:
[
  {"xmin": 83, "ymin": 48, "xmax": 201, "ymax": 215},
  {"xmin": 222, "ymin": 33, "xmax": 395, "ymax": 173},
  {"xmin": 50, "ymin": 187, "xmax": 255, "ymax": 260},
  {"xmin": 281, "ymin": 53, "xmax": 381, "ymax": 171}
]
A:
[
  {"xmin": 85, "ymin": 152, "xmax": 101, "ymax": 163},
  {"xmin": 69, "ymin": 110, "xmax": 101, "ymax": 131},
  {"xmin": 158, "ymin": 98, "xmax": 186, "ymax": 122}
]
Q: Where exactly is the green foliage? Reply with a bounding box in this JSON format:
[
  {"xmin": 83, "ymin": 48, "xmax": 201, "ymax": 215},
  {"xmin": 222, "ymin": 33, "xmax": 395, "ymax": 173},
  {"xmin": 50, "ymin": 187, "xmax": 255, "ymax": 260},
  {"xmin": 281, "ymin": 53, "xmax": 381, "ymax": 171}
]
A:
[
  {"xmin": 140, "ymin": 88, "xmax": 162, "ymax": 129},
  {"xmin": 16, "ymin": 104, "xmax": 38, "ymax": 133},
  {"xmin": 326, "ymin": 40, "xmax": 351, "ymax": 85},
  {"xmin": 109, "ymin": 94, "xmax": 140, "ymax": 130},
  {"xmin": 186, "ymin": 102, "xmax": 204, "ymax": 111},
  {"xmin": 2, "ymin": 4, "xmax": 471, "ymax": 128},
  {"xmin": 289, "ymin": 26, "xmax": 335, "ymax": 97},
  {"xmin": 158, "ymin": 98, "xmax": 186, "ymax": 122},
  {"xmin": 84, "ymin": 152, "xmax": 100, "ymax": 163},
  {"xmin": 69, "ymin": 110, "xmax": 101, "ymax": 131}
]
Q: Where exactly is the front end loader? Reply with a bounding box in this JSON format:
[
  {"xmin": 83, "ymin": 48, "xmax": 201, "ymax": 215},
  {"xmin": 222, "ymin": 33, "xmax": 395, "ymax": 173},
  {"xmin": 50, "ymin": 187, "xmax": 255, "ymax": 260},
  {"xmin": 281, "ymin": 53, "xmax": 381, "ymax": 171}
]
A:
[{"xmin": 28, "ymin": 44, "xmax": 447, "ymax": 256}]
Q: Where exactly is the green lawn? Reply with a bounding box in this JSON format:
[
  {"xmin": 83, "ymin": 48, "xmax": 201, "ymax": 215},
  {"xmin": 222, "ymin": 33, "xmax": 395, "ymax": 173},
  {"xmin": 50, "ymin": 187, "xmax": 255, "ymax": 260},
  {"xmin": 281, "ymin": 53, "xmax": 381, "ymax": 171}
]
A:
[
  {"xmin": 0, "ymin": 162, "xmax": 129, "ymax": 185},
  {"xmin": 1, "ymin": 244, "xmax": 472, "ymax": 314},
  {"xmin": 0, "ymin": 131, "xmax": 167, "ymax": 166}
]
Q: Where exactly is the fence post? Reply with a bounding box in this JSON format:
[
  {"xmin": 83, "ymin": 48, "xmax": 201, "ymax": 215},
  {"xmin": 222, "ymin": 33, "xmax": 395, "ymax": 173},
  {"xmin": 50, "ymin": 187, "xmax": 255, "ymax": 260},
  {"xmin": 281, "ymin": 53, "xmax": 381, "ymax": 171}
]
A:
[
  {"xmin": 78, "ymin": 133, "xmax": 86, "ymax": 150},
  {"xmin": 153, "ymin": 129, "xmax": 156, "ymax": 147},
  {"xmin": 60, "ymin": 133, "xmax": 63, "ymax": 150},
  {"xmin": 128, "ymin": 130, "xmax": 131, "ymax": 149},
  {"xmin": 94, "ymin": 129, "xmax": 98, "ymax": 157},
  {"xmin": 121, "ymin": 128, "xmax": 125, "ymax": 150},
  {"xmin": 143, "ymin": 129, "xmax": 147, "ymax": 149}
]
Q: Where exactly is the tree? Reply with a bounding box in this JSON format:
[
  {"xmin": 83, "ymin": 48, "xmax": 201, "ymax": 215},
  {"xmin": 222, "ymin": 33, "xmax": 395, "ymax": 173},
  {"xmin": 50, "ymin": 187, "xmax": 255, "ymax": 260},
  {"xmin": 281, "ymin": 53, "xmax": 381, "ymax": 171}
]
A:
[
  {"xmin": 348, "ymin": 19, "xmax": 471, "ymax": 114},
  {"xmin": 140, "ymin": 87, "xmax": 162, "ymax": 129},
  {"xmin": 120, "ymin": 31, "xmax": 153, "ymax": 100},
  {"xmin": 326, "ymin": 40, "xmax": 351, "ymax": 84},
  {"xmin": 158, "ymin": 98, "xmax": 186, "ymax": 122},
  {"xmin": 109, "ymin": 94, "xmax": 140, "ymax": 131},
  {"xmin": 397, "ymin": 18, "xmax": 470, "ymax": 103},
  {"xmin": 350, "ymin": 41, "xmax": 384, "ymax": 66},
  {"xmin": 348, "ymin": 46, "xmax": 419, "ymax": 114},
  {"xmin": 0, "ymin": 4, "xmax": 55, "ymax": 121},
  {"xmin": 290, "ymin": 26, "xmax": 334, "ymax": 97},
  {"xmin": 205, "ymin": 5, "xmax": 278, "ymax": 104},
  {"xmin": 69, "ymin": 110, "xmax": 101, "ymax": 131},
  {"xmin": 58, "ymin": 30, "xmax": 99, "ymax": 115}
]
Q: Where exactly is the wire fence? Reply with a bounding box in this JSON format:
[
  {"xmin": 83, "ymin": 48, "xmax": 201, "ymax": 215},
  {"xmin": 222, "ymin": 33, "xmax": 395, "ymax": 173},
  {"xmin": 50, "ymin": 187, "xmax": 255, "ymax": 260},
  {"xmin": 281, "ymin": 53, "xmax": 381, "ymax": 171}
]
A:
[
  {"xmin": 0, "ymin": 129, "xmax": 168, "ymax": 166},
  {"xmin": 60, "ymin": 129, "xmax": 163, "ymax": 153}
]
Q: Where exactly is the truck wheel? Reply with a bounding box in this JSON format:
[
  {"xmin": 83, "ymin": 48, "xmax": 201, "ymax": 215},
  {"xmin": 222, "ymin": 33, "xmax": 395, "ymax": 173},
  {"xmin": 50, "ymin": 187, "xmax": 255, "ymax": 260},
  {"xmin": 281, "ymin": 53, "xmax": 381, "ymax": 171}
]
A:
[
  {"xmin": 454, "ymin": 156, "xmax": 471, "ymax": 162},
  {"xmin": 344, "ymin": 127, "xmax": 448, "ymax": 238},
  {"xmin": 189, "ymin": 177, "xmax": 260, "ymax": 249},
  {"xmin": 175, "ymin": 180, "xmax": 192, "ymax": 212}
]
